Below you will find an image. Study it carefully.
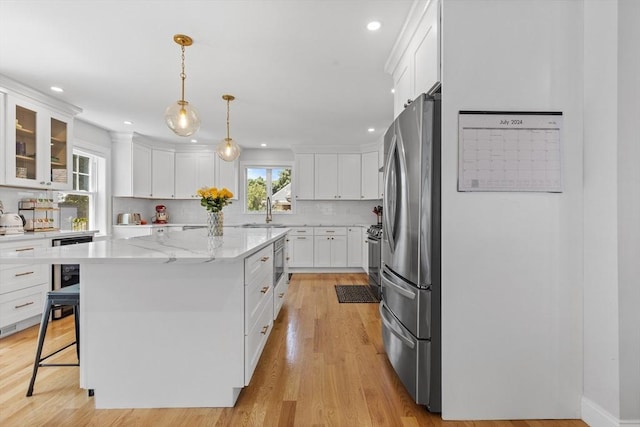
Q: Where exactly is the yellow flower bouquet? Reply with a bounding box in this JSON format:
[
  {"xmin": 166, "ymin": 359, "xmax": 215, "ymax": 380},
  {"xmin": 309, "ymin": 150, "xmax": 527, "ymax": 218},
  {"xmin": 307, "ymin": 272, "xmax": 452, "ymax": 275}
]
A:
[{"xmin": 197, "ymin": 186, "xmax": 233, "ymax": 213}]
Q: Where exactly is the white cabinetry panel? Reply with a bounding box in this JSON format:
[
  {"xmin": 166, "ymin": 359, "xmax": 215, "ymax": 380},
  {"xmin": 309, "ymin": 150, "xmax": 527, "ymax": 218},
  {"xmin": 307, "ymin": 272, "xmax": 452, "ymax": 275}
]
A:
[
  {"xmin": 152, "ymin": 149, "xmax": 175, "ymax": 199},
  {"xmin": 347, "ymin": 227, "xmax": 363, "ymax": 267},
  {"xmin": 175, "ymin": 151, "xmax": 215, "ymax": 199},
  {"xmin": 215, "ymin": 156, "xmax": 238, "ymax": 199},
  {"xmin": 294, "ymin": 154, "xmax": 315, "ymax": 200},
  {"xmin": 132, "ymin": 143, "xmax": 152, "ymax": 198},
  {"xmin": 361, "ymin": 151, "xmax": 379, "ymax": 200}
]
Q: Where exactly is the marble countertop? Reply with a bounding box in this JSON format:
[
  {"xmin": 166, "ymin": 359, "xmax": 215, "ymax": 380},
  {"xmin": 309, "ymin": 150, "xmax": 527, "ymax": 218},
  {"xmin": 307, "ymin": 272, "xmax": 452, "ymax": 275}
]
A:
[
  {"xmin": 0, "ymin": 230, "xmax": 98, "ymax": 243},
  {"xmin": 0, "ymin": 227, "xmax": 288, "ymax": 264}
]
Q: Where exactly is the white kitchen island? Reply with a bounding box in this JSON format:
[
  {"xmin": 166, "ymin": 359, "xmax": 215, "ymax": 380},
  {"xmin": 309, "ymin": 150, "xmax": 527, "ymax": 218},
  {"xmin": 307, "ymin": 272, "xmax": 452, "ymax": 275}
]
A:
[{"xmin": 0, "ymin": 227, "xmax": 288, "ymax": 409}]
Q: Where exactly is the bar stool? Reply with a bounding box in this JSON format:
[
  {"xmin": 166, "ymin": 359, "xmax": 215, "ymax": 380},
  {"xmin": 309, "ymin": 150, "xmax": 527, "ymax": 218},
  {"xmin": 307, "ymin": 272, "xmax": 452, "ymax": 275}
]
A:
[{"xmin": 26, "ymin": 284, "xmax": 80, "ymax": 397}]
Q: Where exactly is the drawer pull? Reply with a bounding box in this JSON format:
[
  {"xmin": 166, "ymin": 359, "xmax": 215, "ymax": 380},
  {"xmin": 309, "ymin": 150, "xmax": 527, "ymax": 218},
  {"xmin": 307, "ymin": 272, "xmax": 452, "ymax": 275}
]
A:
[
  {"xmin": 278, "ymin": 293, "xmax": 285, "ymax": 298},
  {"xmin": 260, "ymin": 286, "xmax": 270, "ymax": 294},
  {"xmin": 15, "ymin": 271, "xmax": 35, "ymax": 277},
  {"xmin": 326, "ymin": 230, "xmax": 335, "ymax": 233},
  {"xmin": 296, "ymin": 237, "xmax": 306, "ymax": 240},
  {"xmin": 15, "ymin": 301, "xmax": 35, "ymax": 309},
  {"xmin": 297, "ymin": 230, "xmax": 307, "ymax": 233},
  {"xmin": 15, "ymin": 247, "xmax": 35, "ymax": 252},
  {"xmin": 260, "ymin": 325, "xmax": 269, "ymax": 335},
  {"xmin": 260, "ymin": 256, "xmax": 270, "ymax": 262}
]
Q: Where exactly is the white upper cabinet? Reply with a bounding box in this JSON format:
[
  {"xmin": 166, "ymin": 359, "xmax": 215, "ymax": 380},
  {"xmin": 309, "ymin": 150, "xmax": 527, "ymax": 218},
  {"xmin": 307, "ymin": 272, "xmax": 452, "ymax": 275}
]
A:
[
  {"xmin": 131, "ymin": 143, "xmax": 152, "ymax": 198},
  {"xmin": 175, "ymin": 151, "xmax": 215, "ymax": 199},
  {"xmin": 338, "ymin": 154, "xmax": 361, "ymax": 199},
  {"xmin": 314, "ymin": 153, "xmax": 361, "ymax": 200},
  {"xmin": 386, "ymin": 0, "xmax": 440, "ymax": 118},
  {"xmin": 151, "ymin": 148, "xmax": 175, "ymax": 199},
  {"xmin": 5, "ymin": 94, "xmax": 75, "ymax": 190},
  {"xmin": 361, "ymin": 151, "xmax": 379, "ymax": 200},
  {"xmin": 214, "ymin": 156, "xmax": 238, "ymax": 199},
  {"xmin": 314, "ymin": 154, "xmax": 339, "ymax": 199},
  {"xmin": 294, "ymin": 153, "xmax": 314, "ymax": 200}
]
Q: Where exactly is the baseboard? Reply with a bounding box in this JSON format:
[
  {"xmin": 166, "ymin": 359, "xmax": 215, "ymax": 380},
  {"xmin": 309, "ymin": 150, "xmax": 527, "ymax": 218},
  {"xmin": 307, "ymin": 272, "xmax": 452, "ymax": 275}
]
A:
[{"xmin": 582, "ymin": 397, "xmax": 640, "ymax": 427}]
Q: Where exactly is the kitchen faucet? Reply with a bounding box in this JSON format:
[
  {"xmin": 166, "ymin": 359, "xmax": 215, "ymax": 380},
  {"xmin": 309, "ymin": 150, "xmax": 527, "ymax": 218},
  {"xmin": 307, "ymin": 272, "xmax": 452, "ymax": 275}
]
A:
[{"xmin": 265, "ymin": 196, "xmax": 273, "ymax": 223}]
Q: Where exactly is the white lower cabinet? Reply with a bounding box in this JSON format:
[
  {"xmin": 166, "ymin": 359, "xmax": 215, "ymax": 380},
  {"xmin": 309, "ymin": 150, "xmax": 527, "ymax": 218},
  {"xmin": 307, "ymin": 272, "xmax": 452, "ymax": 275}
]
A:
[
  {"xmin": 244, "ymin": 244, "xmax": 274, "ymax": 383},
  {"xmin": 314, "ymin": 227, "xmax": 347, "ymax": 268},
  {"xmin": 287, "ymin": 227, "xmax": 314, "ymax": 267},
  {"xmin": 347, "ymin": 227, "xmax": 363, "ymax": 267},
  {"xmin": 0, "ymin": 239, "xmax": 50, "ymax": 336}
]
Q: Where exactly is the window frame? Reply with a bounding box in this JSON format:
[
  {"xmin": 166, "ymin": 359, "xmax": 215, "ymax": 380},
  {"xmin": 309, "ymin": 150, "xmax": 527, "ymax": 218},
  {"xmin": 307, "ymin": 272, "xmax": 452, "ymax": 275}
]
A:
[{"xmin": 241, "ymin": 161, "xmax": 294, "ymax": 215}]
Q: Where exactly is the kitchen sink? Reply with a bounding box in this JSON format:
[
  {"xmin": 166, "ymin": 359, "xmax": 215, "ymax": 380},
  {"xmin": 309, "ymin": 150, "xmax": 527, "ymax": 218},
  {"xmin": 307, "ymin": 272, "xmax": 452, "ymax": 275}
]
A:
[{"xmin": 239, "ymin": 223, "xmax": 287, "ymax": 228}]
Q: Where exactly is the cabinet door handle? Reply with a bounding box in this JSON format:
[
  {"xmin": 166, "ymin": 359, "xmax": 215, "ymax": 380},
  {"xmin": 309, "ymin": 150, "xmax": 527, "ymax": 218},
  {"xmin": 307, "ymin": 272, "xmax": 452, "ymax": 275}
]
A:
[
  {"xmin": 40, "ymin": 181, "xmax": 46, "ymax": 185},
  {"xmin": 15, "ymin": 271, "xmax": 34, "ymax": 277},
  {"xmin": 260, "ymin": 325, "xmax": 269, "ymax": 335},
  {"xmin": 286, "ymin": 257, "xmax": 290, "ymax": 261},
  {"xmin": 260, "ymin": 286, "xmax": 270, "ymax": 294},
  {"xmin": 260, "ymin": 256, "xmax": 270, "ymax": 262},
  {"xmin": 278, "ymin": 293, "xmax": 285, "ymax": 298},
  {"xmin": 15, "ymin": 301, "xmax": 34, "ymax": 309},
  {"xmin": 15, "ymin": 247, "xmax": 35, "ymax": 252}
]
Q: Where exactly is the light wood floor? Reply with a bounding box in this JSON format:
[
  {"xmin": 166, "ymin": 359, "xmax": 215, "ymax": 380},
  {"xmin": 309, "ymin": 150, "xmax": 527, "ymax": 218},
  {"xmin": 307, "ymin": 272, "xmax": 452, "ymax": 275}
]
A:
[{"xmin": 0, "ymin": 273, "xmax": 587, "ymax": 427}]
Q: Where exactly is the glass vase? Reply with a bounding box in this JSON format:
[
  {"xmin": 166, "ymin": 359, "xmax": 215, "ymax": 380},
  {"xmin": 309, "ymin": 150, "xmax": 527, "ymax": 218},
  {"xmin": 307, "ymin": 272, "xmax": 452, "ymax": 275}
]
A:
[{"xmin": 207, "ymin": 211, "xmax": 224, "ymax": 237}]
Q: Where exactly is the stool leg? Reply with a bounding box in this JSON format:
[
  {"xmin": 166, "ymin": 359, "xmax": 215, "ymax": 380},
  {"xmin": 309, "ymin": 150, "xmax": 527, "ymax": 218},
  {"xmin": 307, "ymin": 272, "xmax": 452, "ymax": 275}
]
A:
[
  {"xmin": 74, "ymin": 304, "xmax": 80, "ymax": 361},
  {"xmin": 27, "ymin": 299, "xmax": 53, "ymax": 397}
]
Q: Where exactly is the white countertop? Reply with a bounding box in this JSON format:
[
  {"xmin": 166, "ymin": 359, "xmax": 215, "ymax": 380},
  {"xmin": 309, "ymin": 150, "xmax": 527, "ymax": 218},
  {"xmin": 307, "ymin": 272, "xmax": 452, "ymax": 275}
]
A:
[{"xmin": 0, "ymin": 227, "xmax": 288, "ymax": 264}]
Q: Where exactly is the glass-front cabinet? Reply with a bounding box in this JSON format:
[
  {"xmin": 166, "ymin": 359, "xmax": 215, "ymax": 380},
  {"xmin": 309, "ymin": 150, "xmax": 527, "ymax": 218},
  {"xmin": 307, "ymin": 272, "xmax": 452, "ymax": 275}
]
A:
[{"xmin": 6, "ymin": 95, "xmax": 73, "ymax": 189}]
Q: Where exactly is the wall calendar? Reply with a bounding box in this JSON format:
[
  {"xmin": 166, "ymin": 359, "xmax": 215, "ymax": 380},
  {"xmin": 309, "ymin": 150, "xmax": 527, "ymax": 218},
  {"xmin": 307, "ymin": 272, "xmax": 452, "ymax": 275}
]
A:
[{"xmin": 458, "ymin": 111, "xmax": 563, "ymax": 192}]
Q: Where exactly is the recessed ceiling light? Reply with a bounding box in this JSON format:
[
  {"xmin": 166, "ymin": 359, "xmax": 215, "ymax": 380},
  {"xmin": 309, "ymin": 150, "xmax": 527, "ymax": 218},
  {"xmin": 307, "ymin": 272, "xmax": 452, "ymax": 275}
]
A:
[
  {"xmin": 191, "ymin": 139, "xmax": 198, "ymax": 143},
  {"xmin": 260, "ymin": 143, "xmax": 267, "ymax": 147},
  {"xmin": 367, "ymin": 21, "xmax": 381, "ymax": 31},
  {"xmin": 368, "ymin": 128, "xmax": 375, "ymax": 133},
  {"xmin": 123, "ymin": 120, "xmax": 133, "ymax": 125},
  {"xmin": 391, "ymin": 88, "xmax": 395, "ymax": 94},
  {"xmin": 50, "ymin": 86, "xmax": 63, "ymax": 93}
]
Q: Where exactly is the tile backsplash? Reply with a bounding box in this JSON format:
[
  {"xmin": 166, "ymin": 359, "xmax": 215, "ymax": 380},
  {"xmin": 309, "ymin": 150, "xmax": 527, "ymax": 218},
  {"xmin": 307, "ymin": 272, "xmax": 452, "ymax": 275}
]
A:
[{"xmin": 113, "ymin": 197, "xmax": 381, "ymax": 226}]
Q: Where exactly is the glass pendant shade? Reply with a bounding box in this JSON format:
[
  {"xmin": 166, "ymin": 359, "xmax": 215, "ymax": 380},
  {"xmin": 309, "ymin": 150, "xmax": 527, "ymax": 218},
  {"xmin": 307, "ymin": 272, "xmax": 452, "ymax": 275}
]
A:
[
  {"xmin": 216, "ymin": 137, "xmax": 241, "ymax": 161},
  {"xmin": 165, "ymin": 100, "xmax": 200, "ymax": 137}
]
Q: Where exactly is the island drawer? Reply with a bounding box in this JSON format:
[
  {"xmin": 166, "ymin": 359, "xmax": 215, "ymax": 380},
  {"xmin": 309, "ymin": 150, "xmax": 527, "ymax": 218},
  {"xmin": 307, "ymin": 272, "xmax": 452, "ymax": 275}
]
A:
[
  {"xmin": 245, "ymin": 244, "xmax": 273, "ymax": 286},
  {"xmin": 245, "ymin": 266, "xmax": 273, "ymax": 332},
  {"xmin": 245, "ymin": 285, "xmax": 274, "ymax": 385},
  {"xmin": 274, "ymin": 275, "xmax": 289, "ymax": 320},
  {"xmin": 0, "ymin": 283, "xmax": 48, "ymax": 329},
  {"xmin": 0, "ymin": 264, "xmax": 48, "ymax": 295},
  {"xmin": 289, "ymin": 227, "xmax": 313, "ymax": 235}
]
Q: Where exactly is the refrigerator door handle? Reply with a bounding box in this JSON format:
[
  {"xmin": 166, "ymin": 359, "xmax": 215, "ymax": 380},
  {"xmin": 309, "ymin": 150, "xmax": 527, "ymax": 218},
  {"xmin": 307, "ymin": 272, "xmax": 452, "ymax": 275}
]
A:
[
  {"xmin": 381, "ymin": 268, "xmax": 417, "ymax": 300},
  {"xmin": 383, "ymin": 133, "xmax": 398, "ymax": 251},
  {"xmin": 379, "ymin": 302, "xmax": 415, "ymax": 349}
]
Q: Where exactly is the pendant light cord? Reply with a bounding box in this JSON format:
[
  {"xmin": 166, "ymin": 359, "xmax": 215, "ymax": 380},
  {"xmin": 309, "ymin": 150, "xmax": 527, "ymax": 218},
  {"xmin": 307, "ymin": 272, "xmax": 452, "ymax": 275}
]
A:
[
  {"xmin": 226, "ymin": 99, "xmax": 231, "ymax": 140},
  {"xmin": 180, "ymin": 45, "xmax": 186, "ymax": 102}
]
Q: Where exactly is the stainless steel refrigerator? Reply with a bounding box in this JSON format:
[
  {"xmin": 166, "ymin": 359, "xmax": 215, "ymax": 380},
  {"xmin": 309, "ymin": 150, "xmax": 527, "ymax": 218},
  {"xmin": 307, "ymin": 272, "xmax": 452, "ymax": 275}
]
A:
[{"xmin": 380, "ymin": 87, "xmax": 441, "ymax": 412}]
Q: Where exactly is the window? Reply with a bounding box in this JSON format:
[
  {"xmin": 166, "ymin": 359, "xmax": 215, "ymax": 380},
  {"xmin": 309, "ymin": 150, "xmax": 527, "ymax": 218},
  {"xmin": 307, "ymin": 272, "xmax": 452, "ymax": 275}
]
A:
[
  {"xmin": 245, "ymin": 166, "xmax": 292, "ymax": 213},
  {"xmin": 57, "ymin": 152, "xmax": 98, "ymax": 231}
]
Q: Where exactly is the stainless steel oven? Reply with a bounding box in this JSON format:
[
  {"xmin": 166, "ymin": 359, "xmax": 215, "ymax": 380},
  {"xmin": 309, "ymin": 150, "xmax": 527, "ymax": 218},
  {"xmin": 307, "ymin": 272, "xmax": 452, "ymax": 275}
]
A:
[
  {"xmin": 274, "ymin": 236, "xmax": 285, "ymax": 286},
  {"xmin": 366, "ymin": 225, "xmax": 382, "ymax": 300},
  {"xmin": 51, "ymin": 235, "xmax": 93, "ymax": 319}
]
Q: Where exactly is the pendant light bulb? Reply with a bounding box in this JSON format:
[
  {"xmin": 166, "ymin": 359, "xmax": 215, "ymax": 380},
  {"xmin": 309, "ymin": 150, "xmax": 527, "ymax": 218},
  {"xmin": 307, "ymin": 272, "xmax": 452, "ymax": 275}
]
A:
[
  {"xmin": 165, "ymin": 35, "xmax": 200, "ymax": 137},
  {"xmin": 216, "ymin": 94, "xmax": 241, "ymax": 161}
]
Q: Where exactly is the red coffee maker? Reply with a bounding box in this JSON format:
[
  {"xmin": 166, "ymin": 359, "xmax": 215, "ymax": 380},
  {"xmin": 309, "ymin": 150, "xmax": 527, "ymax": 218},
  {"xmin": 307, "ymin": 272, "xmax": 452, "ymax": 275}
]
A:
[{"xmin": 153, "ymin": 205, "xmax": 168, "ymax": 224}]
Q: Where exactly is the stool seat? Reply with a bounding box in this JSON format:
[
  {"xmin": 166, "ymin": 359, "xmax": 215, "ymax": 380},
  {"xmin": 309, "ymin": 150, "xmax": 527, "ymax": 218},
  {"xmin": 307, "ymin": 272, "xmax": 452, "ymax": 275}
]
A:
[{"xmin": 26, "ymin": 284, "xmax": 80, "ymax": 397}]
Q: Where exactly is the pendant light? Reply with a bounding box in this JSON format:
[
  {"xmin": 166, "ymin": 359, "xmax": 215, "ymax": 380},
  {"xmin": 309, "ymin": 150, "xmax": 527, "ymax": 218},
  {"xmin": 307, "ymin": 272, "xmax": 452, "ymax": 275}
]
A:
[
  {"xmin": 216, "ymin": 94, "xmax": 241, "ymax": 161},
  {"xmin": 164, "ymin": 34, "xmax": 200, "ymax": 137}
]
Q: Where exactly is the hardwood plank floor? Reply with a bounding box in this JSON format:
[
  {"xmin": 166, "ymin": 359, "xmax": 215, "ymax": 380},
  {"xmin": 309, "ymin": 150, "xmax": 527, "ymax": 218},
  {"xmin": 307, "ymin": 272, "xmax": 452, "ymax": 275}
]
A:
[{"xmin": 0, "ymin": 273, "xmax": 587, "ymax": 427}]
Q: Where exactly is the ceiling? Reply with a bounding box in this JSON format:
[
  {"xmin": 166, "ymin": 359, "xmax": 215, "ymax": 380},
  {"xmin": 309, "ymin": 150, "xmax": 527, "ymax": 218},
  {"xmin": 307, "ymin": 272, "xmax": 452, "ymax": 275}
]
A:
[{"xmin": 0, "ymin": 1, "xmax": 413, "ymax": 151}]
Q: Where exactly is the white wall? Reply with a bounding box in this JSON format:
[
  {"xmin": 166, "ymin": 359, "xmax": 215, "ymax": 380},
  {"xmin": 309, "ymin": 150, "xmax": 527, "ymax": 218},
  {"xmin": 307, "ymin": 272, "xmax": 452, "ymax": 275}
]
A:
[
  {"xmin": 440, "ymin": 0, "xmax": 583, "ymax": 420},
  {"xmin": 583, "ymin": 1, "xmax": 640, "ymax": 425},
  {"xmin": 583, "ymin": 1, "xmax": 621, "ymax": 422},
  {"xmin": 617, "ymin": 0, "xmax": 640, "ymax": 420}
]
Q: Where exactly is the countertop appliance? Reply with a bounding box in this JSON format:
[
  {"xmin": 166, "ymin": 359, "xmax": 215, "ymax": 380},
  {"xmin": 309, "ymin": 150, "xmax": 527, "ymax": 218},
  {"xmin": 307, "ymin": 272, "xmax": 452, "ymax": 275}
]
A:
[
  {"xmin": 0, "ymin": 212, "xmax": 25, "ymax": 235},
  {"xmin": 380, "ymin": 85, "xmax": 441, "ymax": 412},
  {"xmin": 116, "ymin": 213, "xmax": 142, "ymax": 225},
  {"xmin": 153, "ymin": 205, "xmax": 168, "ymax": 224},
  {"xmin": 366, "ymin": 224, "xmax": 382, "ymax": 299},
  {"xmin": 52, "ymin": 234, "xmax": 94, "ymax": 319}
]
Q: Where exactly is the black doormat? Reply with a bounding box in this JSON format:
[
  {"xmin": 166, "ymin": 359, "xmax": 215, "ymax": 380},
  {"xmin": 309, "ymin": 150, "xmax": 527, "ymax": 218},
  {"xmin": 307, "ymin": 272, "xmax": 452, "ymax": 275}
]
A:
[{"xmin": 335, "ymin": 285, "xmax": 379, "ymax": 303}]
